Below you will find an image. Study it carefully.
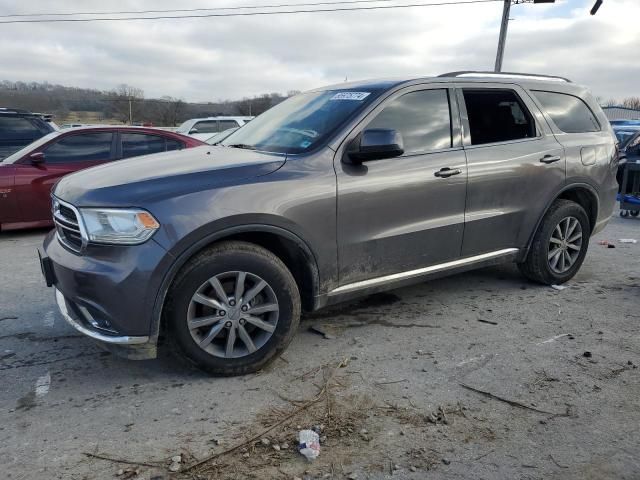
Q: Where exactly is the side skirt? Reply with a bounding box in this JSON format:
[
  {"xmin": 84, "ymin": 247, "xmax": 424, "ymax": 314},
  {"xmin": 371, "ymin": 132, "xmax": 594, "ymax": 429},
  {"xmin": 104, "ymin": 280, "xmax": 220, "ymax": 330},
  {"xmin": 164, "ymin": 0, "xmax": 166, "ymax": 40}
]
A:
[{"xmin": 314, "ymin": 248, "xmax": 519, "ymax": 309}]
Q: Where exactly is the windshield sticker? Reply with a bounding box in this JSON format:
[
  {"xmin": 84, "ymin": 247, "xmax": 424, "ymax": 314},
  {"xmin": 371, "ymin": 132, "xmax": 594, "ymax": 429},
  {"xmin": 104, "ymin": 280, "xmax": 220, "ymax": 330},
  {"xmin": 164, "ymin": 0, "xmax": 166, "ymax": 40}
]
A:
[
  {"xmin": 330, "ymin": 92, "xmax": 371, "ymax": 101},
  {"xmin": 300, "ymin": 140, "xmax": 312, "ymax": 149}
]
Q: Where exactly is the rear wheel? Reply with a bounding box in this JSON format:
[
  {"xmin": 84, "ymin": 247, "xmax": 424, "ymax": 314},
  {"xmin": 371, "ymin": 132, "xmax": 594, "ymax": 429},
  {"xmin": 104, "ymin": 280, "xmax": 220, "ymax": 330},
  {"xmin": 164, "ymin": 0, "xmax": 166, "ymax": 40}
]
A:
[
  {"xmin": 518, "ymin": 200, "xmax": 590, "ymax": 285},
  {"xmin": 164, "ymin": 241, "xmax": 301, "ymax": 376}
]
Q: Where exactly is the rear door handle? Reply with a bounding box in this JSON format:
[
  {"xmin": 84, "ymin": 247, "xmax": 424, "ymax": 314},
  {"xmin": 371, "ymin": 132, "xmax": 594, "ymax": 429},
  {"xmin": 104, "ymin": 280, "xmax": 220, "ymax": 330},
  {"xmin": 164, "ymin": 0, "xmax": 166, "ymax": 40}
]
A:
[
  {"xmin": 540, "ymin": 155, "xmax": 561, "ymax": 164},
  {"xmin": 434, "ymin": 167, "xmax": 462, "ymax": 178}
]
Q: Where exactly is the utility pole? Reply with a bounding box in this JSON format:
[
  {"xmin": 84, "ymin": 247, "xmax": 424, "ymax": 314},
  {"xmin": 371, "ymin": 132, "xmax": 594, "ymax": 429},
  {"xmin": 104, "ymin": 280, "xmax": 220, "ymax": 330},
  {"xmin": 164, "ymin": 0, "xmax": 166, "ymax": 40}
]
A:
[
  {"xmin": 494, "ymin": 0, "xmax": 555, "ymax": 73},
  {"xmin": 590, "ymin": 0, "xmax": 603, "ymax": 15},
  {"xmin": 128, "ymin": 97, "xmax": 133, "ymax": 125},
  {"xmin": 494, "ymin": 0, "xmax": 511, "ymax": 72}
]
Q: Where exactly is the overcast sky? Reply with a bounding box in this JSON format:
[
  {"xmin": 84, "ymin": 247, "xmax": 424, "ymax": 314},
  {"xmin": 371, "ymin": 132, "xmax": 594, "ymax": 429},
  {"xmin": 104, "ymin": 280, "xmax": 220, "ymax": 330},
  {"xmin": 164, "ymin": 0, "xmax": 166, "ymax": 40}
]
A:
[{"xmin": 0, "ymin": 0, "xmax": 637, "ymax": 102}]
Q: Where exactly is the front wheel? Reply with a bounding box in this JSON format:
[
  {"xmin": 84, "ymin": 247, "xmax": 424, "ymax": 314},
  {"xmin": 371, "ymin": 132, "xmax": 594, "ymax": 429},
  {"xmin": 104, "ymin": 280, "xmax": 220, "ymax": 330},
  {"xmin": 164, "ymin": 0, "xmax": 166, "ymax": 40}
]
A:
[
  {"xmin": 164, "ymin": 241, "xmax": 301, "ymax": 376},
  {"xmin": 518, "ymin": 200, "xmax": 591, "ymax": 285}
]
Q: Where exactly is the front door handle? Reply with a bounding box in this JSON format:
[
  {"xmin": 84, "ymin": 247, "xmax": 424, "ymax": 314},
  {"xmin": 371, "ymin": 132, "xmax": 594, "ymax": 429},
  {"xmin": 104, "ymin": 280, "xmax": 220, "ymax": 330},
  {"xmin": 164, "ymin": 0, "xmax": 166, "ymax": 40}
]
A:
[
  {"xmin": 434, "ymin": 167, "xmax": 462, "ymax": 178},
  {"xmin": 540, "ymin": 155, "xmax": 561, "ymax": 164}
]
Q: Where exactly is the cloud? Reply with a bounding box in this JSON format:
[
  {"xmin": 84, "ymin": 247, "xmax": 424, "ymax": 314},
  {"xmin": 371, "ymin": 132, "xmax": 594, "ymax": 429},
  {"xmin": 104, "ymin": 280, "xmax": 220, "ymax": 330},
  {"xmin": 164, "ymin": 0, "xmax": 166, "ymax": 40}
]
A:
[{"xmin": 0, "ymin": 0, "xmax": 637, "ymax": 101}]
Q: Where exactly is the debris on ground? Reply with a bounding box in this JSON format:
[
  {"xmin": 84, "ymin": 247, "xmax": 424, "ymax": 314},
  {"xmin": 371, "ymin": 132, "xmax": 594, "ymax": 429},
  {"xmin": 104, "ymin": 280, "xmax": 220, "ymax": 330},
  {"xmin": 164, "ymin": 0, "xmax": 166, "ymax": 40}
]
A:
[
  {"xmin": 298, "ymin": 429, "xmax": 321, "ymax": 460},
  {"xmin": 550, "ymin": 284, "xmax": 568, "ymax": 291},
  {"xmin": 583, "ymin": 351, "xmax": 592, "ymax": 358},
  {"xmin": 598, "ymin": 240, "xmax": 616, "ymax": 248},
  {"xmin": 426, "ymin": 403, "xmax": 466, "ymax": 425},
  {"xmin": 537, "ymin": 333, "xmax": 574, "ymax": 345},
  {"xmin": 115, "ymin": 467, "xmax": 140, "ymax": 479},
  {"xmin": 168, "ymin": 454, "xmax": 182, "ymax": 472},
  {"xmin": 427, "ymin": 405, "xmax": 450, "ymax": 425},
  {"xmin": 308, "ymin": 324, "xmax": 337, "ymax": 339},
  {"xmin": 460, "ymin": 383, "xmax": 570, "ymax": 416},
  {"xmin": 477, "ymin": 318, "xmax": 498, "ymax": 325},
  {"xmin": 618, "ymin": 238, "xmax": 637, "ymax": 244}
]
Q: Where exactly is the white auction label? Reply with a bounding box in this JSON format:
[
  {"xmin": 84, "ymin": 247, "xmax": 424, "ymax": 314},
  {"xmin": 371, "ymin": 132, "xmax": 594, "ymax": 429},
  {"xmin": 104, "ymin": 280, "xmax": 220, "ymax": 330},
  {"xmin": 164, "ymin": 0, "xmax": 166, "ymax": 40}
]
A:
[{"xmin": 330, "ymin": 92, "xmax": 371, "ymax": 101}]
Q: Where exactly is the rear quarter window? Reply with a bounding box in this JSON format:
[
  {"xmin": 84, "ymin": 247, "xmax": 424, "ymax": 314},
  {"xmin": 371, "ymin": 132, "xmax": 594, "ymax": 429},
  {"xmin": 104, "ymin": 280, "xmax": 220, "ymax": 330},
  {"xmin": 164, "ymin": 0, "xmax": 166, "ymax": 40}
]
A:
[{"xmin": 532, "ymin": 90, "xmax": 600, "ymax": 133}]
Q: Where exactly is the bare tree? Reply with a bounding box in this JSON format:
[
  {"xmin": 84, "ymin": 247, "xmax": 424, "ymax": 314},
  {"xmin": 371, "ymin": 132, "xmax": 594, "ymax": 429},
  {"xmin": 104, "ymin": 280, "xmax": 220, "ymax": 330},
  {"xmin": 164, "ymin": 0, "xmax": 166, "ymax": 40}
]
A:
[
  {"xmin": 108, "ymin": 84, "xmax": 145, "ymax": 124},
  {"xmin": 155, "ymin": 96, "xmax": 185, "ymax": 127},
  {"xmin": 622, "ymin": 97, "xmax": 640, "ymax": 110}
]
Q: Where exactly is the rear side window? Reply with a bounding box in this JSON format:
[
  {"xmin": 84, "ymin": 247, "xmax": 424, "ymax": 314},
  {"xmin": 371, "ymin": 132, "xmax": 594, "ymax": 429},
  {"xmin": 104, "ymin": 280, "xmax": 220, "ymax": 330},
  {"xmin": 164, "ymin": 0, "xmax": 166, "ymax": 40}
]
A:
[
  {"xmin": 192, "ymin": 121, "xmax": 219, "ymax": 134},
  {"xmin": 121, "ymin": 133, "xmax": 167, "ymax": 158},
  {"xmin": 45, "ymin": 133, "xmax": 113, "ymax": 163},
  {"xmin": 463, "ymin": 89, "xmax": 536, "ymax": 145},
  {"xmin": 166, "ymin": 139, "xmax": 184, "ymax": 151},
  {"xmin": 218, "ymin": 120, "xmax": 240, "ymax": 130},
  {"xmin": 367, "ymin": 89, "xmax": 452, "ymax": 154},
  {"xmin": 532, "ymin": 90, "xmax": 600, "ymax": 133}
]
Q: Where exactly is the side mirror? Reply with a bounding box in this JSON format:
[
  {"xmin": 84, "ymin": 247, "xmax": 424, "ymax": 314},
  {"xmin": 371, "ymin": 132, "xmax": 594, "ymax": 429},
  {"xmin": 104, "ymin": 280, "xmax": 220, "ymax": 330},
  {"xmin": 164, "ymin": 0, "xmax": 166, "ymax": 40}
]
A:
[
  {"xmin": 346, "ymin": 129, "xmax": 404, "ymax": 163},
  {"xmin": 189, "ymin": 128, "xmax": 199, "ymax": 134},
  {"xmin": 29, "ymin": 152, "xmax": 45, "ymax": 164}
]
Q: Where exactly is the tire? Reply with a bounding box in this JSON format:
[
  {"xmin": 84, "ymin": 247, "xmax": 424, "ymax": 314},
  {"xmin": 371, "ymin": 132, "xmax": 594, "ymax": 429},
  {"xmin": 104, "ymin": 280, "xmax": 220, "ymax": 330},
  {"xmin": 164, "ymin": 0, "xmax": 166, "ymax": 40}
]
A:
[
  {"xmin": 518, "ymin": 200, "xmax": 591, "ymax": 285},
  {"xmin": 621, "ymin": 210, "xmax": 629, "ymax": 218},
  {"xmin": 631, "ymin": 210, "xmax": 639, "ymax": 218},
  {"xmin": 164, "ymin": 241, "xmax": 301, "ymax": 376}
]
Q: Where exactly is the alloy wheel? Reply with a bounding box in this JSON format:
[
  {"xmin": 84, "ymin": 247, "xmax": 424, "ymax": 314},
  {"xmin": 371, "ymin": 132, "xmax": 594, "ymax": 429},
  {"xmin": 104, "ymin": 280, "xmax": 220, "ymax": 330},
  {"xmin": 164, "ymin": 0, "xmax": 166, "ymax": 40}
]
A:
[
  {"xmin": 547, "ymin": 216, "xmax": 583, "ymax": 274},
  {"xmin": 187, "ymin": 271, "xmax": 279, "ymax": 358}
]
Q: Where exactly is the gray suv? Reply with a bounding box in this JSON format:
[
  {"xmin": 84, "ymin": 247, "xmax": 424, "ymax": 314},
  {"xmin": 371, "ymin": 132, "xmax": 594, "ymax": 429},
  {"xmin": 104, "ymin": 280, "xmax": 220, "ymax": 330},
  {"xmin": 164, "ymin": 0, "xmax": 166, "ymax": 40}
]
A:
[{"xmin": 40, "ymin": 72, "xmax": 618, "ymax": 375}]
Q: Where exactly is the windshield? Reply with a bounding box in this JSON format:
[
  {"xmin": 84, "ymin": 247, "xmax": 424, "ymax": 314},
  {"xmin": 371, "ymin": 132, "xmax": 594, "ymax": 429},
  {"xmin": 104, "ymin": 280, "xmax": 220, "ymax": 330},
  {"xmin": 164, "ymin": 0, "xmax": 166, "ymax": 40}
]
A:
[
  {"xmin": 220, "ymin": 89, "xmax": 382, "ymax": 154},
  {"xmin": 1, "ymin": 131, "xmax": 60, "ymax": 163}
]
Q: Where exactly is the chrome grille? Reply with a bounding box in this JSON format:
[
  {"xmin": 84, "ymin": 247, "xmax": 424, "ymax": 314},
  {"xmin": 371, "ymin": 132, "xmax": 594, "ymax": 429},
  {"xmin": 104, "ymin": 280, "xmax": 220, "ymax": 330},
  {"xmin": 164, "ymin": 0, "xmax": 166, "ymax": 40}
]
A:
[{"xmin": 53, "ymin": 199, "xmax": 84, "ymax": 252}]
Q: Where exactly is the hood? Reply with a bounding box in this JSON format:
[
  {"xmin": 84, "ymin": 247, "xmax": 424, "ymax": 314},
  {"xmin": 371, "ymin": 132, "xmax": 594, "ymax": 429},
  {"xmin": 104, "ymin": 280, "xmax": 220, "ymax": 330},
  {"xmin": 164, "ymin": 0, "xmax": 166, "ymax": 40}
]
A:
[{"xmin": 54, "ymin": 145, "xmax": 286, "ymax": 206}]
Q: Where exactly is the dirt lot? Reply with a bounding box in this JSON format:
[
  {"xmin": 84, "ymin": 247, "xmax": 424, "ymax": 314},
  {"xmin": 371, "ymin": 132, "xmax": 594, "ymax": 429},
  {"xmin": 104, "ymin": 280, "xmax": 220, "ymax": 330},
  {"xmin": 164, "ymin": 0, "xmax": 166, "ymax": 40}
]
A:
[{"xmin": 1, "ymin": 216, "xmax": 639, "ymax": 480}]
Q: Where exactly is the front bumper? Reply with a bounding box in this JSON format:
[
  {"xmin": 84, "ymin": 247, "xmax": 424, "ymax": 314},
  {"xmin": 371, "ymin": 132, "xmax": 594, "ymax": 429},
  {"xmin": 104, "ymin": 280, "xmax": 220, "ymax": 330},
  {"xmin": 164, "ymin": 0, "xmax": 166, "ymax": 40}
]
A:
[
  {"xmin": 40, "ymin": 230, "xmax": 172, "ymax": 359},
  {"xmin": 54, "ymin": 288, "xmax": 149, "ymax": 345}
]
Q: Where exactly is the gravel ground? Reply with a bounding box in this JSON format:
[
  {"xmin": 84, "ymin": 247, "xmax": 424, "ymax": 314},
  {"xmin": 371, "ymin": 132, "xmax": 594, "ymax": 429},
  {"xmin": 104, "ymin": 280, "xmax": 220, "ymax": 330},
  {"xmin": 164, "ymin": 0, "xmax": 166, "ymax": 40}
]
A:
[{"xmin": 1, "ymin": 216, "xmax": 639, "ymax": 480}]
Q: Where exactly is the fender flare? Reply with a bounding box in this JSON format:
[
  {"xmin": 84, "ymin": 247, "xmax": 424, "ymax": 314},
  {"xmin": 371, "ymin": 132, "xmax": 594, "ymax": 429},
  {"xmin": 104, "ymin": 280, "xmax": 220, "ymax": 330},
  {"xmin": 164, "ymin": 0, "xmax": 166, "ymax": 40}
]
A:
[
  {"xmin": 148, "ymin": 224, "xmax": 320, "ymax": 341},
  {"xmin": 523, "ymin": 182, "xmax": 600, "ymax": 257}
]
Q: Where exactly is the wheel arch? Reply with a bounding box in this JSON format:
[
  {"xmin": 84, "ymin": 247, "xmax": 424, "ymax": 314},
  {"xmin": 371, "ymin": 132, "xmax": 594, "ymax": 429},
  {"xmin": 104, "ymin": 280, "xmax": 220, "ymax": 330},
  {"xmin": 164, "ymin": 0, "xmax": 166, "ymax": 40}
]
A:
[
  {"xmin": 525, "ymin": 183, "xmax": 599, "ymax": 255},
  {"xmin": 150, "ymin": 224, "xmax": 320, "ymax": 341}
]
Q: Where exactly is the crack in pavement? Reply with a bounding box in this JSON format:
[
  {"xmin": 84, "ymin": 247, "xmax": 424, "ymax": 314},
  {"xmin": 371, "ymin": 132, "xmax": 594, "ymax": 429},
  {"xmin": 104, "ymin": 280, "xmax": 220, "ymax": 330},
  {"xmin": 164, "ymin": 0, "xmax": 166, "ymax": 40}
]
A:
[
  {"xmin": 0, "ymin": 351, "xmax": 105, "ymax": 370},
  {"xmin": 0, "ymin": 332, "xmax": 83, "ymax": 342}
]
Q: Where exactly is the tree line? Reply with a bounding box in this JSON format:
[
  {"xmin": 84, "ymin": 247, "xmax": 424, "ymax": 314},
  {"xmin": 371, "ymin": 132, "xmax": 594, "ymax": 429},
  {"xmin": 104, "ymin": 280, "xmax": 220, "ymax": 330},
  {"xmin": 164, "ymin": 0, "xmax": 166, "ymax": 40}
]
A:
[
  {"xmin": 598, "ymin": 96, "xmax": 640, "ymax": 110},
  {"xmin": 0, "ymin": 80, "xmax": 299, "ymax": 126}
]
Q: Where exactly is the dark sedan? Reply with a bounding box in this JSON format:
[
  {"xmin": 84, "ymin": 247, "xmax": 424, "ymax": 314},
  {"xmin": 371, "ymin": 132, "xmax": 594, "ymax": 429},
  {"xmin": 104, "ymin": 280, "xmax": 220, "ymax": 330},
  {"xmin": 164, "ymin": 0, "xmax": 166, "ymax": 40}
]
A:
[{"xmin": 0, "ymin": 126, "xmax": 204, "ymax": 231}]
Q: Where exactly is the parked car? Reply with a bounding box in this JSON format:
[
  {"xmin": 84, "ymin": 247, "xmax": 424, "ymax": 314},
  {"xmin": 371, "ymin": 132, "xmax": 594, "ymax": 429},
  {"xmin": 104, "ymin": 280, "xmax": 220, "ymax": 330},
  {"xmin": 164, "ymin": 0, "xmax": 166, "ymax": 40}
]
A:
[
  {"xmin": 610, "ymin": 119, "xmax": 640, "ymax": 126},
  {"xmin": 0, "ymin": 126, "xmax": 204, "ymax": 230},
  {"xmin": 613, "ymin": 124, "xmax": 640, "ymax": 189},
  {"xmin": 176, "ymin": 116, "xmax": 253, "ymax": 141},
  {"xmin": 40, "ymin": 72, "xmax": 618, "ymax": 375},
  {"xmin": 0, "ymin": 108, "xmax": 56, "ymax": 160},
  {"xmin": 205, "ymin": 127, "xmax": 239, "ymax": 145},
  {"xmin": 613, "ymin": 124, "xmax": 640, "ymax": 150}
]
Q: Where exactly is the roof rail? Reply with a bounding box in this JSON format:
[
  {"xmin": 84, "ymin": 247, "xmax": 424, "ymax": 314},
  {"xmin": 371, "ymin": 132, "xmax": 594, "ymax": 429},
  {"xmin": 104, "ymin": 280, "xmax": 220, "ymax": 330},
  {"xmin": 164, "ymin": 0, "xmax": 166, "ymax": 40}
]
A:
[
  {"xmin": 438, "ymin": 71, "xmax": 572, "ymax": 83},
  {"xmin": 0, "ymin": 107, "xmax": 35, "ymax": 115}
]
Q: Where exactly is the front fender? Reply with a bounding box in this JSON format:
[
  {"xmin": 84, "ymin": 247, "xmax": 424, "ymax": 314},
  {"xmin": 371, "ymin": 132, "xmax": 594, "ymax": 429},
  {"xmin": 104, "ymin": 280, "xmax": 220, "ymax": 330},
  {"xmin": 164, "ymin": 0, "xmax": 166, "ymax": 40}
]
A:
[{"xmin": 148, "ymin": 221, "xmax": 321, "ymax": 342}]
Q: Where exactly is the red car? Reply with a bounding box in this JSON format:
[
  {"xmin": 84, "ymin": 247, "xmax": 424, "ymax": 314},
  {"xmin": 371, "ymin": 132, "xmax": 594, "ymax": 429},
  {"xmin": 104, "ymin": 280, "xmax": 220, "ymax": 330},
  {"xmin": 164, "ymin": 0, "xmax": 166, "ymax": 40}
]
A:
[{"xmin": 0, "ymin": 126, "xmax": 204, "ymax": 230}]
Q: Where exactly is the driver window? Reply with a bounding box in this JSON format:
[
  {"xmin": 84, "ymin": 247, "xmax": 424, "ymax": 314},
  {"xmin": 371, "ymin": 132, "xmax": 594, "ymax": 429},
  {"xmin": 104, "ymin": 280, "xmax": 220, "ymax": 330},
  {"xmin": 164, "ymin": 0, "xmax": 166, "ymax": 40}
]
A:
[{"xmin": 367, "ymin": 89, "xmax": 452, "ymax": 155}]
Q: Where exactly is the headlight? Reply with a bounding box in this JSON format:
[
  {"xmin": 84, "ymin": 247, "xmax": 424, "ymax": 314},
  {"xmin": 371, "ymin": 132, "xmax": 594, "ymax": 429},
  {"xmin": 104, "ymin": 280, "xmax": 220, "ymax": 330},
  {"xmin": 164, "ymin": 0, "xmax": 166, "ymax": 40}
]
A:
[{"xmin": 79, "ymin": 208, "xmax": 160, "ymax": 245}]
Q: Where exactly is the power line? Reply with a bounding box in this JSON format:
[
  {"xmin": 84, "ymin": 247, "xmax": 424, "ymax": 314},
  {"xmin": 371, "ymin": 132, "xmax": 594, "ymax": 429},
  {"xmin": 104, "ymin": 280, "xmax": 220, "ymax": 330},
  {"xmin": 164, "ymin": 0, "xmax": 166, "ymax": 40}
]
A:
[
  {"xmin": 0, "ymin": 0, "xmax": 402, "ymax": 18},
  {"xmin": 0, "ymin": 0, "xmax": 502, "ymax": 24}
]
